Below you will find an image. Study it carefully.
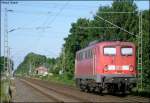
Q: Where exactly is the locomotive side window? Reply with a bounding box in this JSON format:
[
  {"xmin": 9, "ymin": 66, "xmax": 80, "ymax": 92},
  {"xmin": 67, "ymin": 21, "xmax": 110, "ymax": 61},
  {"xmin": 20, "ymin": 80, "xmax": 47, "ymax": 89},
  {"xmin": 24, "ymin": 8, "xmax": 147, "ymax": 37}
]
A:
[
  {"xmin": 87, "ymin": 49, "xmax": 92, "ymax": 58},
  {"xmin": 104, "ymin": 47, "xmax": 116, "ymax": 55},
  {"xmin": 78, "ymin": 52, "xmax": 84, "ymax": 60},
  {"xmin": 121, "ymin": 47, "xmax": 133, "ymax": 56},
  {"xmin": 90, "ymin": 49, "xmax": 93, "ymax": 58},
  {"xmin": 82, "ymin": 51, "xmax": 86, "ymax": 60},
  {"xmin": 76, "ymin": 54, "xmax": 78, "ymax": 60},
  {"xmin": 80, "ymin": 52, "xmax": 83, "ymax": 60},
  {"xmin": 77, "ymin": 49, "xmax": 93, "ymax": 61},
  {"xmin": 87, "ymin": 50, "xmax": 90, "ymax": 58},
  {"xmin": 79, "ymin": 53, "xmax": 81, "ymax": 60},
  {"xmin": 85, "ymin": 51, "xmax": 88, "ymax": 59},
  {"xmin": 77, "ymin": 54, "xmax": 80, "ymax": 60}
]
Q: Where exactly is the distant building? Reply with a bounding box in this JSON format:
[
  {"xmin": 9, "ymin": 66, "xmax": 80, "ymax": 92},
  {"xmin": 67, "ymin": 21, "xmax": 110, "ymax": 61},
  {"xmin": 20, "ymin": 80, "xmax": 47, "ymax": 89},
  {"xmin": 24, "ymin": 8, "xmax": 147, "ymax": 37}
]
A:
[{"xmin": 35, "ymin": 66, "xmax": 48, "ymax": 76}]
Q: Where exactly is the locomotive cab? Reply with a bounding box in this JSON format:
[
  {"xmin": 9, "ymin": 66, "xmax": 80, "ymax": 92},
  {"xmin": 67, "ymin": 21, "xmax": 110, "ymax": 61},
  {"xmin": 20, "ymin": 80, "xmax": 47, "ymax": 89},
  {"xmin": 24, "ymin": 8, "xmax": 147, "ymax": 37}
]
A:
[{"xmin": 99, "ymin": 42, "xmax": 137, "ymax": 93}]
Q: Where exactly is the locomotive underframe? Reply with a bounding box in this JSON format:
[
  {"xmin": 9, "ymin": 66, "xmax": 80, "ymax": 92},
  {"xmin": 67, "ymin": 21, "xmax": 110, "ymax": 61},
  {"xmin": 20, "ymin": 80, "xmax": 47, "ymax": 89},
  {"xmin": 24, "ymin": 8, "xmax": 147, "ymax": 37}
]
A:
[{"xmin": 75, "ymin": 74, "xmax": 137, "ymax": 94}]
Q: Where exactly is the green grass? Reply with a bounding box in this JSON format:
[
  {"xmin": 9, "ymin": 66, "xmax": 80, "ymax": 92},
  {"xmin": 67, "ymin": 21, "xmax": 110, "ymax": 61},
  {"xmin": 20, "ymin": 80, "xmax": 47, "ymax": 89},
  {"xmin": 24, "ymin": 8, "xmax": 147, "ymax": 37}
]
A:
[
  {"xmin": 131, "ymin": 87, "xmax": 150, "ymax": 98},
  {"xmin": 33, "ymin": 74, "xmax": 75, "ymax": 87},
  {"xmin": 49, "ymin": 75, "xmax": 75, "ymax": 86}
]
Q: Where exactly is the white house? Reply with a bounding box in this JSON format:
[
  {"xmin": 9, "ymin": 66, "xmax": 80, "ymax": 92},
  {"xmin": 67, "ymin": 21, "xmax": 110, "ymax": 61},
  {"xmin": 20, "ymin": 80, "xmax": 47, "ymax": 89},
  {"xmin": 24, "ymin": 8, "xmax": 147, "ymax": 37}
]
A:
[{"xmin": 35, "ymin": 66, "xmax": 48, "ymax": 76}]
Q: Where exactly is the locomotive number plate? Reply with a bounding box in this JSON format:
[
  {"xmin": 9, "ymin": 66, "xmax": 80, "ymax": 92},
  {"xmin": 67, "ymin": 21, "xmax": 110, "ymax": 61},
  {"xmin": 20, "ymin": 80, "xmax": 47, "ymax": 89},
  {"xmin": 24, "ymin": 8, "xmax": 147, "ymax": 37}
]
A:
[{"xmin": 117, "ymin": 70, "xmax": 122, "ymax": 74}]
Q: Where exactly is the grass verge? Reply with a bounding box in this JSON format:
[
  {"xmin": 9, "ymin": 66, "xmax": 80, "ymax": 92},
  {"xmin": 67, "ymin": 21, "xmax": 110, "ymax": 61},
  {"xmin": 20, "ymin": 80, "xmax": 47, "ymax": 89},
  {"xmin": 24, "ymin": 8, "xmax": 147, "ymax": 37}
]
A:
[
  {"xmin": 33, "ymin": 74, "xmax": 75, "ymax": 87},
  {"xmin": 131, "ymin": 88, "xmax": 150, "ymax": 98},
  {"xmin": 0, "ymin": 79, "xmax": 11, "ymax": 102}
]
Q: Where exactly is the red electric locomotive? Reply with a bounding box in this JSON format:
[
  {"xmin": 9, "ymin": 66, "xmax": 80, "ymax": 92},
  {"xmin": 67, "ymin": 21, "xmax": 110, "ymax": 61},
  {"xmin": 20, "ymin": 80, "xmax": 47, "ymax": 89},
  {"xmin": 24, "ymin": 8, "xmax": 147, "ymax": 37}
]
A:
[{"xmin": 75, "ymin": 41, "xmax": 137, "ymax": 94}]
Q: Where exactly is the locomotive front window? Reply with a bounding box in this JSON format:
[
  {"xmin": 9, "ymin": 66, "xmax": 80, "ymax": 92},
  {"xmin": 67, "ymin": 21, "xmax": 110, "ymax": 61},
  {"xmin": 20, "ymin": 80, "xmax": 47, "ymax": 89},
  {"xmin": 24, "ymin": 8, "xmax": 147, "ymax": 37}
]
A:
[
  {"xmin": 121, "ymin": 47, "xmax": 133, "ymax": 56},
  {"xmin": 104, "ymin": 47, "xmax": 116, "ymax": 55}
]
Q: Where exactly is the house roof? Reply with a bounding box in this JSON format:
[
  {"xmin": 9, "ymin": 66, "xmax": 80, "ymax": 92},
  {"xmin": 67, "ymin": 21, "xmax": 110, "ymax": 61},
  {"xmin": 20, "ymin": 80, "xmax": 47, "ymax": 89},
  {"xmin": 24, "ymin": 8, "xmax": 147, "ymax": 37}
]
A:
[{"xmin": 35, "ymin": 66, "xmax": 48, "ymax": 72}]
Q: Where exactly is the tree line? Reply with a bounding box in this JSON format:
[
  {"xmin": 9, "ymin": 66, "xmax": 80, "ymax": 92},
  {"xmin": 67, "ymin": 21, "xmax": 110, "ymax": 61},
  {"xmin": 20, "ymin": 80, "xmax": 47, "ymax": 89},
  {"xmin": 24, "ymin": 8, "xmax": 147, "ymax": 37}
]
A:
[{"xmin": 14, "ymin": 52, "xmax": 56, "ymax": 75}]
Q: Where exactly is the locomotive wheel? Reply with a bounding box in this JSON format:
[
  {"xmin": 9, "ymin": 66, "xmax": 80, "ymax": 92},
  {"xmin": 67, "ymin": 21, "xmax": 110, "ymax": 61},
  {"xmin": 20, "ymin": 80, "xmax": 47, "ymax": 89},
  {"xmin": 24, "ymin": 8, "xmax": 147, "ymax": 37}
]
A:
[
  {"xmin": 79, "ymin": 84, "xmax": 84, "ymax": 91},
  {"xmin": 94, "ymin": 87, "xmax": 102, "ymax": 93},
  {"xmin": 88, "ymin": 86, "xmax": 95, "ymax": 93},
  {"xmin": 75, "ymin": 79, "xmax": 80, "ymax": 88},
  {"xmin": 118, "ymin": 82, "xmax": 127, "ymax": 95},
  {"xmin": 107, "ymin": 84, "xmax": 116, "ymax": 94},
  {"xmin": 97, "ymin": 87, "xmax": 103, "ymax": 95},
  {"xmin": 79, "ymin": 84, "xmax": 88, "ymax": 92}
]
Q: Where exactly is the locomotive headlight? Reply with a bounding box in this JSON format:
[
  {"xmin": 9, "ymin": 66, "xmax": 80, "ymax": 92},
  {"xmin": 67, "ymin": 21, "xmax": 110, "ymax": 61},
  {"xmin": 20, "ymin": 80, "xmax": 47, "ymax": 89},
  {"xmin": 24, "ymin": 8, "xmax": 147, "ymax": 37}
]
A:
[
  {"xmin": 104, "ymin": 65, "xmax": 116, "ymax": 71},
  {"xmin": 129, "ymin": 65, "xmax": 134, "ymax": 72},
  {"xmin": 104, "ymin": 65, "xmax": 108, "ymax": 72}
]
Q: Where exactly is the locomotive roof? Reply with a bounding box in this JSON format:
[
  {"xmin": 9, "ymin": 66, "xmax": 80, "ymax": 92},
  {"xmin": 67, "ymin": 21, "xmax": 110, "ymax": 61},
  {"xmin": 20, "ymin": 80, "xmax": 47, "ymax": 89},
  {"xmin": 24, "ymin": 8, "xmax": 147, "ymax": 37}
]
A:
[{"xmin": 76, "ymin": 41, "xmax": 135, "ymax": 53}]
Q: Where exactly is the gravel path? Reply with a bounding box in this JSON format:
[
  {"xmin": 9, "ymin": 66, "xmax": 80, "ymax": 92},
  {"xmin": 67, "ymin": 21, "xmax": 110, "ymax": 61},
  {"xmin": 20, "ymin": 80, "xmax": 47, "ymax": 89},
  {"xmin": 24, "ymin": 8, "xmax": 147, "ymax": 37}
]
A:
[{"xmin": 12, "ymin": 78, "xmax": 53, "ymax": 102}]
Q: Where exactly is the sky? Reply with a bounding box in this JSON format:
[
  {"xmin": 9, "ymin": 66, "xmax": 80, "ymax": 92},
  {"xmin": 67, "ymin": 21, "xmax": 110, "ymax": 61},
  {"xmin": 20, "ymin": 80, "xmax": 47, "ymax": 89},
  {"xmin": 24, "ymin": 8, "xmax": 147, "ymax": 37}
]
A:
[{"xmin": 1, "ymin": 1, "xmax": 149, "ymax": 70}]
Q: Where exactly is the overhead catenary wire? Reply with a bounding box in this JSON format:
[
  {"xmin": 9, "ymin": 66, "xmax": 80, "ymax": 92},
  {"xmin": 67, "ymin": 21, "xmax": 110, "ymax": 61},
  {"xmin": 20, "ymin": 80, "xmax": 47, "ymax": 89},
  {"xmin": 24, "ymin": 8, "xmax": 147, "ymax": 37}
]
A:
[
  {"xmin": 33, "ymin": 1, "xmax": 70, "ymax": 57},
  {"xmin": 78, "ymin": 11, "xmax": 136, "ymax": 35},
  {"xmin": 44, "ymin": 1, "xmax": 70, "ymax": 27},
  {"xmin": 8, "ymin": 26, "xmax": 51, "ymax": 32},
  {"xmin": 4, "ymin": 9, "xmax": 52, "ymax": 33},
  {"xmin": 96, "ymin": 16, "xmax": 135, "ymax": 36},
  {"xmin": 3, "ymin": 8, "xmax": 50, "ymax": 48},
  {"xmin": 98, "ymin": 11, "xmax": 135, "ymax": 14},
  {"xmin": 1, "ymin": 9, "xmax": 52, "ymax": 15},
  {"xmin": 42, "ymin": 4, "xmax": 57, "ymax": 27},
  {"xmin": 33, "ymin": 1, "xmax": 70, "ymax": 53},
  {"xmin": 78, "ymin": 26, "xmax": 117, "ymax": 29},
  {"xmin": 3, "ymin": 8, "xmax": 57, "ymax": 51},
  {"xmin": 17, "ymin": 2, "xmax": 101, "ymax": 10},
  {"xmin": 87, "ymin": 11, "xmax": 136, "ymax": 36}
]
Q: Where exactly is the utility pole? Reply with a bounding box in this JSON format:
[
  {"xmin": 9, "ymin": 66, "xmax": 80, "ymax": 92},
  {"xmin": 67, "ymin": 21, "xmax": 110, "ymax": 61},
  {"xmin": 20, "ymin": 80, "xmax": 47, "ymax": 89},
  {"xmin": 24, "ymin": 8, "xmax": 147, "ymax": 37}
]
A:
[
  {"xmin": 4, "ymin": 8, "xmax": 13, "ymax": 78},
  {"xmin": 8, "ymin": 47, "xmax": 10, "ymax": 76},
  {"xmin": 62, "ymin": 47, "xmax": 65, "ymax": 75},
  {"xmin": 4, "ymin": 8, "xmax": 9, "ymax": 77},
  {"xmin": 8, "ymin": 47, "xmax": 13, "ymax": 78},
  {"xmin": 137, "ymin": 11, "xmax": 143, "ymax": 90},
  {"xmin": 29, "ymin": 60, "xmax": 32, "ymax": 76}
]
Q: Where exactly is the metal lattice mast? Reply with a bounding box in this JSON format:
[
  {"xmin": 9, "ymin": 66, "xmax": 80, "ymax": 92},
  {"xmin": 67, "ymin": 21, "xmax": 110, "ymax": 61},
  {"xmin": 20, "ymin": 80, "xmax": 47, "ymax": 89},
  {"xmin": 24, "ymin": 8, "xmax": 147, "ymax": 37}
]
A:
[
  {"xmin": 137, "ymin": 11, "xmax": 143, "ymax": 90},
  {"xmin": 4, "ymin": 8, "xmax": 9, "ymax": 76},
  {"xmin": 8, "ymin": 47, "xmax": 11, "ymax": 76}
]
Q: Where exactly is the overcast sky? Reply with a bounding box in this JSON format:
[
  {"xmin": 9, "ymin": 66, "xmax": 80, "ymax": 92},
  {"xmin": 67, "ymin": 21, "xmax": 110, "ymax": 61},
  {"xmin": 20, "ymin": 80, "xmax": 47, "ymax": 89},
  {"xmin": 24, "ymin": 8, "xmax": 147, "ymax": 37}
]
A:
[{"xmin": 1, "ymin": 1, "xmax": 149, "ymax": 70}]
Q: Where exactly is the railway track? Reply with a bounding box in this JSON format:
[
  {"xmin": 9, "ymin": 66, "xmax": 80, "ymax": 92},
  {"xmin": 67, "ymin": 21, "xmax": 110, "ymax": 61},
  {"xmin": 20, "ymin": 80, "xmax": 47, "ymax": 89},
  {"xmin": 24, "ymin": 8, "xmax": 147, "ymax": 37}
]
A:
[
  {"xmin": 20, "ymin": 79, "xmax": 62, "ymax": 102},
  {"xmin": 20, "ymin": 77, "xmax": 149, "ymax": 103},
  {"xmin": 124, "ymin": 95, "xmax": 150, "ymax": 103},
  {"xmin": 105, "ymin": 94, "xmax": 150, "ymax": 103},
  {"xmin": 20, "ymin": 78, "xmax": 91, "ymax": 102}
]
